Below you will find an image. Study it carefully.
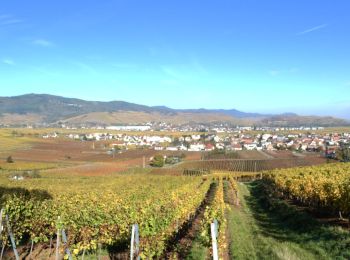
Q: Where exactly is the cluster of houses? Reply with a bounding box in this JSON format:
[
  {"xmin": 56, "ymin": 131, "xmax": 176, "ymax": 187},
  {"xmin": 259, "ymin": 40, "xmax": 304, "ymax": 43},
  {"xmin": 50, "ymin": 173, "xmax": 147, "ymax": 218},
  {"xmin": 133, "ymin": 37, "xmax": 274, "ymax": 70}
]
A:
[
  {"xmin": 230, "ymin": 132, "xmax": 350, "ymax": 153},
  {"xmin": 41, "ymin": 130, "xmax": 350, "ymax": 155}
]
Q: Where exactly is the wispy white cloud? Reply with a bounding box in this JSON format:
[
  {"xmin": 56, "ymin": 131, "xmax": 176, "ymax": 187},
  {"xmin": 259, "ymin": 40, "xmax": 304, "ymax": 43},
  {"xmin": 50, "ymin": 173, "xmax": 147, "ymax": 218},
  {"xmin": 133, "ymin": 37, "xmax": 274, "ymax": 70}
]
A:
[
  {"xmin": 32, "ymin": 39, "xmax": 55, "ymax": 47},
  {"xmin": 191, "ymin": 58, "xmax": 207, "ymax": 75},
  {"xmin": 72, "ymin": 61, "xmax": 97, "ymax": 75},
  {"xmin": 161, "ymin": 66, "xmax": 183, "ymax": 79},
  {"xmin": 111, "ymin": 62, "xmax": 137, "ymax": 69},
  {"xmin": 32, "ymin": 66, "xmax": 61, "ymax": 77},
  {"xmin": 2, "ymin": 58, "xmax": 15, "ymax": 66},
  {"xmin": 0, "ymin": 15, "xmax": 10, "ymax": 19},
  {"xmin": 297, "ymin": 24, "xmax": 327, "ymax": 35},
  {"xmin": 269, "ymin": 70, "xmax": 280, "ymax": 76},
  {"xmin": 0, "ymin": 14, "xmax": 22, "ymax": 26},
  {"xmin": 268, "ymin": 68, "xmax": 299, "ymax": 76},
  {"xmin": 161, "ymin": 60, "xmax": 207, "ymax": 78},
  {"xmin": 0, "ymin": 19, "xmax": 22, "ymax": 25},
  {"xmin": 289, "ymin": 67, "xmax": 299, "ymax": 73}
]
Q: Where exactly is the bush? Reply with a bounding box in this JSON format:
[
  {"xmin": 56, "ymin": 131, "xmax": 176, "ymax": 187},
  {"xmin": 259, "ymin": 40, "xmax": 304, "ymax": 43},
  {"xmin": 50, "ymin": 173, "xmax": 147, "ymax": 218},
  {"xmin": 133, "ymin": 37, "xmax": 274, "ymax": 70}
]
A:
[
  {"xmin": 150, "ymin": 155, "xmax": 164, "ymax": 167},
  {"xmin": 6, "ymin": 156, "xmax": 14, "ymax": 163},
  {"xmin": 165, "ymin": 156, "xmax": 181, "ymax": 165}
]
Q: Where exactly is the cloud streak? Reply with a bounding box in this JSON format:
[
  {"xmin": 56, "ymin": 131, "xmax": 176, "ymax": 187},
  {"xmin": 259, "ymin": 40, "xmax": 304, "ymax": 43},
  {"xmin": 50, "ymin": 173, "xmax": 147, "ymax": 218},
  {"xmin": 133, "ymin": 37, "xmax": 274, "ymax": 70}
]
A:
[
  {"xmin": 32, "ymin": 39, "xmax": 55, "ymax": 47},
  {"xmin": 2, "ymin": 58, "xmax": 15, "ymax": 66},
  {"xmin": 297, "ymin": 24, "xmax": 327, "ymax": 35},
  {"xmin": 0, "ymin": 14, "xmax": 22, "ymax": 26},
  {"xmin": 268, "ymin": 67, "xmax": 299, "ymax": 77},
  {"xmin": 269, "ymin": 70, "xmax": 280, "ymax": 76},
  {"xmin": 72, "ymin": 61, "xmax": 98, "ymax": 75},
  {"xmin": 111, "ymin": 62, "xmax": 138, "ymax": 69},
  {"xmin": 161, "ymin": 66, "xmax": 183, "ymax": 79}
]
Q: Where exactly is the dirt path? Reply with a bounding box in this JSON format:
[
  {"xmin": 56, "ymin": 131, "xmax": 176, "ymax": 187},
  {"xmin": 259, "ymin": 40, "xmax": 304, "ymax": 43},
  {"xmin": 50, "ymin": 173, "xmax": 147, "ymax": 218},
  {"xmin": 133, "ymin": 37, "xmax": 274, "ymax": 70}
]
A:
[{"xmin": 164, "ymin": 182, "xmax": 217, "ymax": 259}]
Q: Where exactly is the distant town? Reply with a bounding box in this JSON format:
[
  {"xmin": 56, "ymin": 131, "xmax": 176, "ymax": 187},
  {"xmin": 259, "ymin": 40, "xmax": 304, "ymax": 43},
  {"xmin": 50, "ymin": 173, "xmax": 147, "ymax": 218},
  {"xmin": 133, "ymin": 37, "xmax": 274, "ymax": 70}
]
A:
[{"xmin": 25, "ymin": 123, "xmax": 349, "ymax": 158}]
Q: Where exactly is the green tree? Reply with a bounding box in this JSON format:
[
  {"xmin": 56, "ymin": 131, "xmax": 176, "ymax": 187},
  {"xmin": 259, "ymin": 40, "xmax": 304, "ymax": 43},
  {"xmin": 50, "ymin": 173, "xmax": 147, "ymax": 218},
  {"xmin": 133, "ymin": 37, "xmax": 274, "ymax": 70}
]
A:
[
  {"xmin": 337, "ymin": 144, "xmax": 350, "ymax": 162},
  {"xmin": 150, "ymin": 155, "xmax": 164, "ymax": 167}
]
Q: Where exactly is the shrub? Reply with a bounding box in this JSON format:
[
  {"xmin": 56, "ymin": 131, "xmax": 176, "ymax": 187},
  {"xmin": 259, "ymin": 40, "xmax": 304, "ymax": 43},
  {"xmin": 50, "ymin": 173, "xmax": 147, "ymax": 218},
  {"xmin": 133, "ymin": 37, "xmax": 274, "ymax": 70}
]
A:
[
  {"xmin": 150, "ymin": 155, "xmax": 164, "ymax": 167},
  {"xmin": 6, "ymin": 156, "xmax": 14, "ymax": 163}
]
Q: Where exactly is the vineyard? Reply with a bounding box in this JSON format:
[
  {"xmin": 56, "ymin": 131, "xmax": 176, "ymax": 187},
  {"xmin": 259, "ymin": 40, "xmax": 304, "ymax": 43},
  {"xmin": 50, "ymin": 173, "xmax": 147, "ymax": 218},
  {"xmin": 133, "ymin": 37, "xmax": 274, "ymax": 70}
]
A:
[
  {"xmin": 262, "ymin": 163, "xmax": 350, "ymax": 217},
  {"xmin": 202, "ymin": 150, "xmax": 240, "ymax": 160},
  {"xmin": 0, "ymin": 173, "xmax": 238, "ymax": 259},
  {"xmin": 0, "ymin": 162, "xmax": 349, "ymax": 259},
  {"xmin": 181, "ymin": 157, "xmax": 327, "ymax": 172}
]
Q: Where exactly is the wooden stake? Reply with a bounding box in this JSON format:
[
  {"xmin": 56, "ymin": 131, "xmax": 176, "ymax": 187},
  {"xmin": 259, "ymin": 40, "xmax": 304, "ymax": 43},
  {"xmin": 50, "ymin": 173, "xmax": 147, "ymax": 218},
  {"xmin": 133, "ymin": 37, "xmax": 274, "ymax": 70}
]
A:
[
  {"xmin": 211, "ymin": 222, "xmax": 218, "ymax": 260},
  {"xmin": 98, "ymin": 243, "xmax": 101, "ymax": 260},
  {"xmin": 0, "ymin": 209, "xmax": 3, "ymax": 235},
  {"xmin": 55, "ymin": 217, "xmax": 60, "ymax": 260},
  {"xmin": 5, "ymin": 215, "xmax": 19, "ymax": 260},
  {"xmin": 82, "ymin": 248, "xmax": 86, "ymax": 260},
  {"xmin": 0, "ymin": 241, "xmax": 5, "ymax": 260},
  {"xmin": 30, "ymin": 240, "xmax": 34, "ymax": 257}
]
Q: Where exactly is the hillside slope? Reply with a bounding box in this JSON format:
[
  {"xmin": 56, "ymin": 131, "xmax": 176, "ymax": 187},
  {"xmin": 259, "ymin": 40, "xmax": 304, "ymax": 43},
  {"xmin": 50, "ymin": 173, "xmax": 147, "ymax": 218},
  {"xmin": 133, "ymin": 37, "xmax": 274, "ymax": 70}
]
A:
[{"xmin": 0, "ymin": 94, "xmax": 348, "ymax": 126}]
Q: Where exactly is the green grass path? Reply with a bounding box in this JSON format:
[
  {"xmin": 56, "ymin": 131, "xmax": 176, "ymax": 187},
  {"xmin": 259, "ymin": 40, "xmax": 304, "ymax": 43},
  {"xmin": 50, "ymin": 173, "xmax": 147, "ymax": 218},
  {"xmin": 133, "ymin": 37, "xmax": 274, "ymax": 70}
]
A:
[{"xmin": 227, "ymin": 181, "xmax": 350, "ymax": 260}]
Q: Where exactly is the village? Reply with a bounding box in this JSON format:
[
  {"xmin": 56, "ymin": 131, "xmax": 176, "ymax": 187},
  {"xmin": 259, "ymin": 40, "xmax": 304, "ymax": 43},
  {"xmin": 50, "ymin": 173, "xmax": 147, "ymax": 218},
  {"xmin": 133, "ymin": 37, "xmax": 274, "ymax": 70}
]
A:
[{"xmin": 40, "ymin": 125, "xmax": 350, "ymax": 157}]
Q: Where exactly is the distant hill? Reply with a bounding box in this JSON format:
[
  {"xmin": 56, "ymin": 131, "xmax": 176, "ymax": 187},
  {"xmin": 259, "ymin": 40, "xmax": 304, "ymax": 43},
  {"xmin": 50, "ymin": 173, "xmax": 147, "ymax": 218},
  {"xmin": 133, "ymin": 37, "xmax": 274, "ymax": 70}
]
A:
[
  {"xmin": 0, "ymin": 94, "xmax": 348, "ymax": 127},
  {"xmin": 258, "ymin": 114, "xmax": 348, "ymax": 127}
]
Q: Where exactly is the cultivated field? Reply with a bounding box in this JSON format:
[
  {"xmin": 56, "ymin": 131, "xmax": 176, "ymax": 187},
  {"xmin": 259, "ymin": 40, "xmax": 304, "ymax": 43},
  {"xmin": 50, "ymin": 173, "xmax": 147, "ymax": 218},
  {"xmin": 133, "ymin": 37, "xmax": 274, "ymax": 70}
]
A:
[{"xmin": 0, "ymin": 128, "xmax": 349, "ymax": 259}]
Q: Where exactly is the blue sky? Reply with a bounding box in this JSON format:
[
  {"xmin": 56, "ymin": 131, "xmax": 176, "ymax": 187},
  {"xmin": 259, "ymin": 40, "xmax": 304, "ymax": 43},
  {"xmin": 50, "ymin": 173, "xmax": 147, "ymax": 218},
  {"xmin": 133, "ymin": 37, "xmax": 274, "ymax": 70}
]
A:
[{"xmin": 0, "ymin": 1, "xmax": 349, "ymax": 118}]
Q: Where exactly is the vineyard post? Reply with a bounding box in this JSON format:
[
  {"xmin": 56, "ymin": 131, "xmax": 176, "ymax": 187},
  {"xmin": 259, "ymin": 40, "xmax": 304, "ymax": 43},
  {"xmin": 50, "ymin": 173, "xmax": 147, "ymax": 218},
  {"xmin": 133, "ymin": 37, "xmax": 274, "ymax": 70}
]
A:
[
  {"xmin": 82, "ymin": 248, "xmax": 86, "ymax": 260},
  {"xmin": 61, "ymin": 229, "xmax": 72, "ymax": 260},
  {"xmin": 30, "ymin": 240, "xmax": 34, "ymax": 256},
  {"xmin": 0, "ymin": 243, "xmax": 5, "ymax": 260},
  {"xmin": 214, "ymin": 219, "xmax": 219, "ymax": 238},
  {"xmin": 5, "ymin": 215, "xmax": 19, "ymax": 260},
  {"xmin": 255, "ymin": 161, "xmax": 257, "ymax": 172},
  {"xmin": 235, "ymin": 190, "xmax": 239, "ymax": 206},
  {"xmin": 210, "ymin": 221, "xmax": 219, "ymax": 260},
  {"xmin": 55, "ymin": 216, "xmax": 61, "ymax": 260},
  {"xmin": 98, "ymin": 243, "xmax": 102, "ymax": 260},
  {"xmin": 0, "ymin": 209, "xmax": 3, "ymax": 235},
  {"xmin": 0, "ymin": 209, "xmax": 4, "ymax": 260},
  {"xmin": 130, "ymin": 224, "xmax": 140, "ymax": 260}
]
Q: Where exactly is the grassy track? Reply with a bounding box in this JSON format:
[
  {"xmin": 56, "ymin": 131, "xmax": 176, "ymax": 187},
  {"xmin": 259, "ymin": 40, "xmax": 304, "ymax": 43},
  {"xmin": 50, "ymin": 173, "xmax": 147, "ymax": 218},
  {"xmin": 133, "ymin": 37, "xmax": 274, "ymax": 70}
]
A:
[{"xmin": 226, "ymin": 181, "xmax": 350, "ymax": 260}]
